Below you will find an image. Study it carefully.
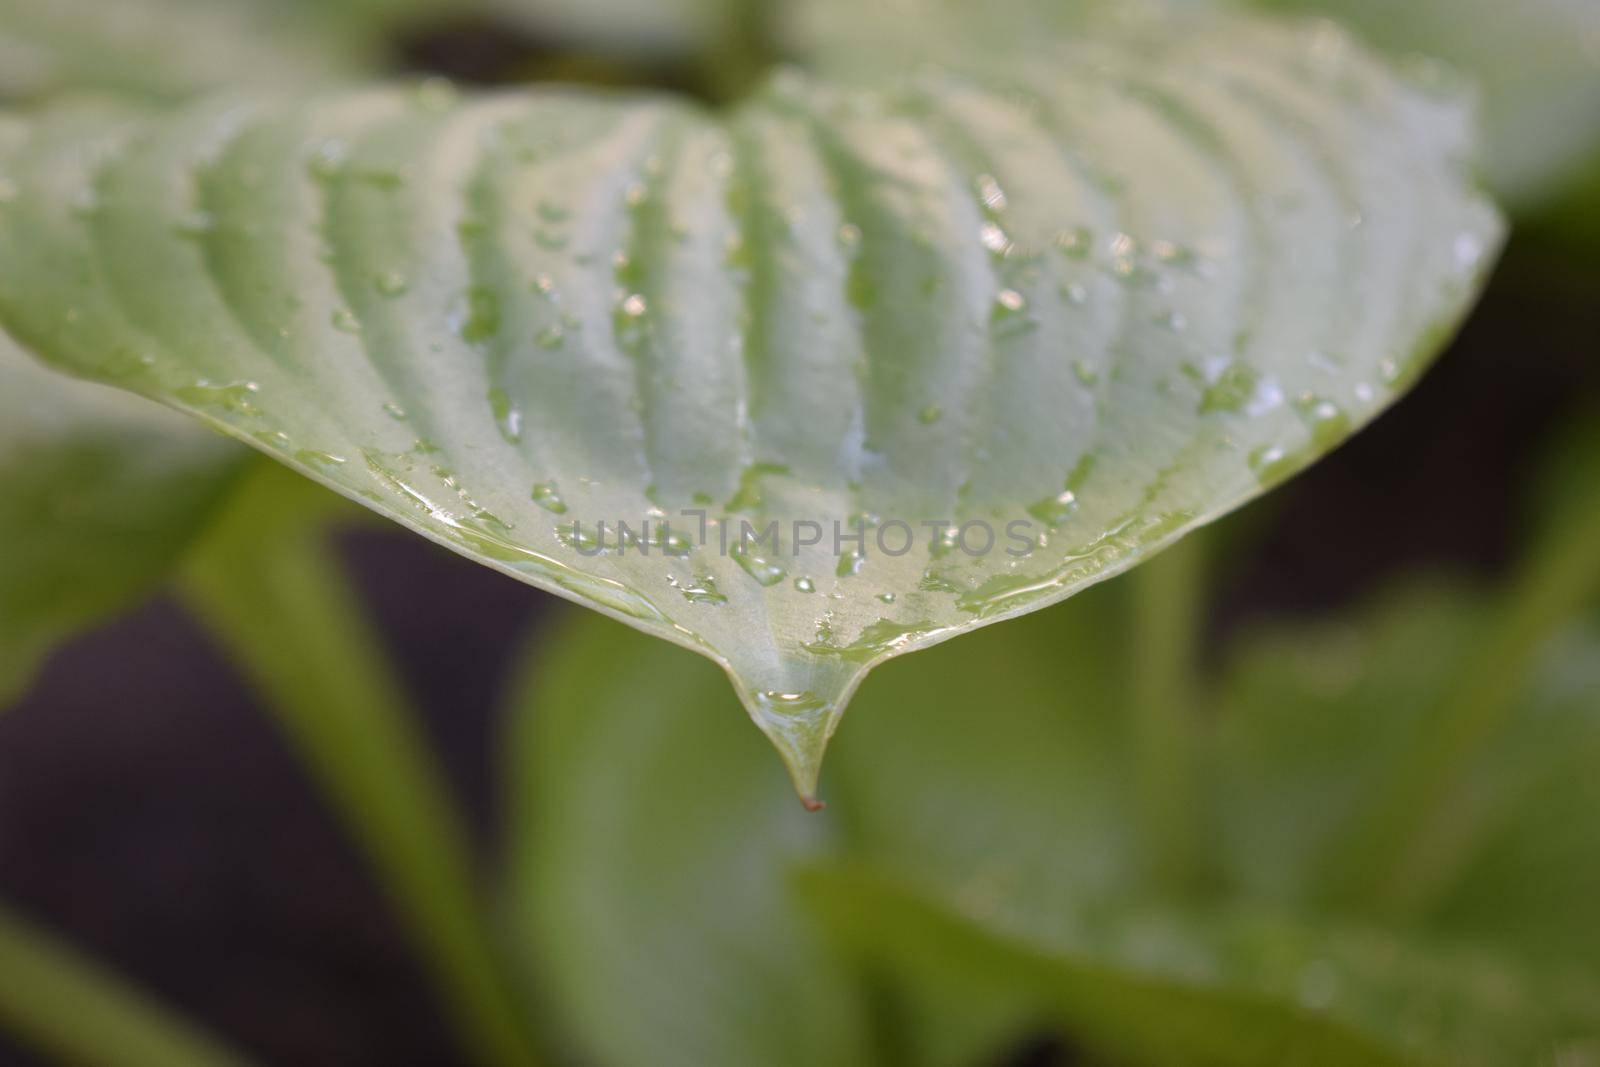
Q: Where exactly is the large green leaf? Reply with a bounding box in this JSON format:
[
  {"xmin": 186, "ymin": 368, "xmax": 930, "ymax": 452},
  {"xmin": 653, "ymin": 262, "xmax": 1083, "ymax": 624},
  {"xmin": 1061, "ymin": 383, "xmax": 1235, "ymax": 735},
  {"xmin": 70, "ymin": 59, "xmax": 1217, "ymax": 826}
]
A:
[
  {"xmin": 0, "ymin": 2, "xmax": 1501, "ymax": 797},
  {"xmin": 1257, "ymin": 0, "xmax": 1600, "ymax": 210},
  {"xmin": 0, "ymin": 339, "xmax": 243, "ymax": 705}
]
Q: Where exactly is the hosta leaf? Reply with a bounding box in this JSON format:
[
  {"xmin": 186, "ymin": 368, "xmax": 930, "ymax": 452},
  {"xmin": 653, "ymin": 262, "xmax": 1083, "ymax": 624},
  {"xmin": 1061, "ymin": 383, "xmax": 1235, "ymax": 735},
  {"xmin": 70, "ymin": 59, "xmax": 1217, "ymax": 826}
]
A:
[
  {"xmin": 1257, "ymin": 0, "xmax": 1600, "ymax": 209},
  {"xmin": 0, "ymin": 338, "xmax": 243, "ymax": 705},
  {"xmin": 0, "ymin": 2, "xmax": 1501, "ymax": 799}
]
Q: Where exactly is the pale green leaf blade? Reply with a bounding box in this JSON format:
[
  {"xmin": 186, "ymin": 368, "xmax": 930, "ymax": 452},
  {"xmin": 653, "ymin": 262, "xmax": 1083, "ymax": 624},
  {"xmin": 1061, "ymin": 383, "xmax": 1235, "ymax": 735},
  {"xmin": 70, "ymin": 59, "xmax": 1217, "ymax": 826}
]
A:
[
  {"xmin": 0, "ymin": 3, "xmax": 1502, "ymax": 796},
  {"xmin": 502, "ymin": 607, "xmax": 875, "ymax": 1067},
  {"xmin": 0, "ymin": 337, "xmax": 243, "ymax": 705}
]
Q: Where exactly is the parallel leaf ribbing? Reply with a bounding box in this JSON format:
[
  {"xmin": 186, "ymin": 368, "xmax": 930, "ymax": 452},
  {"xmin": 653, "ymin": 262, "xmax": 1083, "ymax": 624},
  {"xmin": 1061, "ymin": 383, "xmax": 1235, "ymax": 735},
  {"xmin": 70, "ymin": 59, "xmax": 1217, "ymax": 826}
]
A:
[{"xmin": 0, "ymin": 5, "xmax": 1502, "ymax": 799}]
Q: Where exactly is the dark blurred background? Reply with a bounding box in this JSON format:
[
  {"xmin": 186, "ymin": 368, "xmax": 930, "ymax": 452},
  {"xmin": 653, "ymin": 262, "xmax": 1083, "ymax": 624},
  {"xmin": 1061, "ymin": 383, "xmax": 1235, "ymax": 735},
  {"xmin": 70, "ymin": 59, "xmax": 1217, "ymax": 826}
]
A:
[{"xmin": 2, "ymin": 14, "xmax": 1598, "ymax": 1067}]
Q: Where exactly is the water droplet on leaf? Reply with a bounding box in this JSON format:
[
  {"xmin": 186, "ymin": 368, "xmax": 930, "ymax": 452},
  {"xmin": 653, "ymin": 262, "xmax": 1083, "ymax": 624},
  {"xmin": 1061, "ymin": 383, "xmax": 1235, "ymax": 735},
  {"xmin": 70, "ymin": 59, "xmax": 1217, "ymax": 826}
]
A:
[{"xmin": 531, "ymin": 481, "xmax": 567, "ymax": 514}]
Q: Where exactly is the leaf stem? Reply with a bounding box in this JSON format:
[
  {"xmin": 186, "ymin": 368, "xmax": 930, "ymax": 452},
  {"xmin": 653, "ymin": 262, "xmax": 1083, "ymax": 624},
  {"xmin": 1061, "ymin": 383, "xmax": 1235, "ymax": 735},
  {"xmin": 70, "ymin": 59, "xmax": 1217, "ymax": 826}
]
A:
[
  {"xmin": 1129, "ymin": 534, "xmax": 1209, "ymax": 897},
  {"xmin": 1325, "ymin": 490, "xmax": 1600, "ymax": 917},
  {"xmin": 179, "ymin": 465, "xmax": 541, "ymax": 1067},
  {"xmin": 0, "ymin": 901, "xmax": 255, "ymax": 1067}
]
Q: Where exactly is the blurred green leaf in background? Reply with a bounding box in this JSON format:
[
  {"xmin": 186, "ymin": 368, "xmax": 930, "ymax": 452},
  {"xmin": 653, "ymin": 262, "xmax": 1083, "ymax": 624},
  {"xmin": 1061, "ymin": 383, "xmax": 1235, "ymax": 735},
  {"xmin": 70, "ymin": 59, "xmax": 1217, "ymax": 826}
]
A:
[
  {"xmin": 0, "ymin": 341, "xmax": 243, "ymax": 705},
  {"xmin": 508, "ymin": 507, "xmax": 1600, "ymax": 1065}
]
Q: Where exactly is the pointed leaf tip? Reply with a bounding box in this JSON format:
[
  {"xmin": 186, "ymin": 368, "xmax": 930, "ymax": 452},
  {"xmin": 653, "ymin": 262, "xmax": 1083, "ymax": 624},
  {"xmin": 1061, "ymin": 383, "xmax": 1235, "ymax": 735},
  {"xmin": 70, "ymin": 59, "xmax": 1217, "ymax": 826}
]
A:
[{"xmin": 742, "ymin": 687, "xmax": 841, "ymax": 804}]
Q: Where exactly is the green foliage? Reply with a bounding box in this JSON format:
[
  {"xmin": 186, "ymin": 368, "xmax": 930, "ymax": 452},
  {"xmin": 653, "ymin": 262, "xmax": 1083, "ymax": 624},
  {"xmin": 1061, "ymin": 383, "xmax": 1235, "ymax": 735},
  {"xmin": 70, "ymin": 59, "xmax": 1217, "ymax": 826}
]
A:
[
  {"xmin": 0, "ymin": 1, "xmax": 1500, "ymax": 793},
  {"xmin": 0, "ymin": 904, "xmax": 256, "ymax": 1067},
  {"xmin": 0, "ymin": 340, "xmax": 243, "ymax": 705},
  {"xmin": 180, "ymin": 464, "xmax": 545, "ymax": 1067},
  {"xmin": 800, "ymin": 864, "xmax": 1600, "ymax": 1067},
  {"xmin": 505, "ymin": 562, "xmax": 1600, "ymax": 1066}
]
